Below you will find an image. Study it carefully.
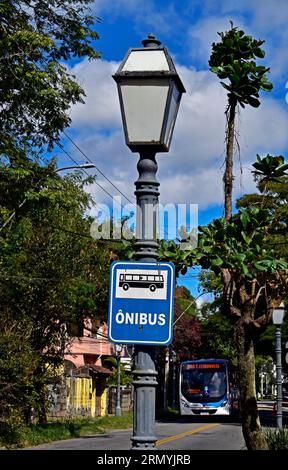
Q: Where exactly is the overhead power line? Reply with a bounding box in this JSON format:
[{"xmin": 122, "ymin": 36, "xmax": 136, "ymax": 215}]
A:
[
  {"xmin": 173, "ymin": 291, "xmax": 208, "ymax": 326},
  {"xmin": 57, "ymin": 142, "xmax": 121, "ymax": 202},
  {"xmin": 60, "ymin": 134, "xmax": 176, "ymax": 240},
  {"xmin": 62, "ymin": 130, "xmax": 135, "ymax": 205},
  {"xmin": 57, "ymin": 142, "xmax": 175, "ymax": 240}
]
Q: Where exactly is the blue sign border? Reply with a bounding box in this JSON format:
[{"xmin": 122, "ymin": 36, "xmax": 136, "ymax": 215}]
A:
[{"xmin": 108, "ymin": 261, "xmax": 175, "ymax": 345}]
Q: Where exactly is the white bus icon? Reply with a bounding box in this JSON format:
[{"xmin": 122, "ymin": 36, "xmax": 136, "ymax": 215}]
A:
[{"xmin": 119, "ymin": 273, "xmax": 164, "ymax": 292}]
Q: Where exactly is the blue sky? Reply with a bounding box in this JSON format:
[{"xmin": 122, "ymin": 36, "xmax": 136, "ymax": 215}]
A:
[{"xmin": 57, "ymin": 0, "xmax": 288, "ymax": 301}]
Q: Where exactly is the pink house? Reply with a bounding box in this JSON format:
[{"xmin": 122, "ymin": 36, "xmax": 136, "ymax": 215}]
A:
[
  {"xmin": 46, "ymin": 318, "xmax": 132, "ymax": 418},
  {"xmin": 65, "ymin": 318, "xmax": 114, "ymax": 369}
]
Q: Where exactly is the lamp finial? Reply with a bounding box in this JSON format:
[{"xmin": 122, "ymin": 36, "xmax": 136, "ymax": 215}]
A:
[{"xmin": 142, "ymin": 33, "xmax": 161, "ymax": 48}]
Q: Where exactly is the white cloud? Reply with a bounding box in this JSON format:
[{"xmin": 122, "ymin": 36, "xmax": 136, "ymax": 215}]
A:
[
  {"xmin": 226, "ymin": 0, "xmax": 288, "ymax": 31},
  {"xmin": 93, "ymin": 0, "xmax": 288, "ymax": 80},
  {"xmin": 67, "ymin": 58, "xmax": 288, "ymax": 211},
  {"xmin": 158, "ymin": 168, "xmax": 223, "ymax": 208},
  {"xmin": 186, "ymin": 16, "xmax": 246, "ymax": 67},
  {"xmin": 238, "ymin": 98, "xmax": 288, "ymax": 157},
  {"xmin": 195, "ymin": 295, "xmax": 213, "ymax": 309},
  {"xmin": 184, "ymin": 1, "xmax": 288, "ymax": 80},
  {"xmin": 69, "ymin": 59, "xmax": 121, "ymax": 130},
  {"xmin": 162, "ymin": 67, "xmax": 227, "ymax": 172}
]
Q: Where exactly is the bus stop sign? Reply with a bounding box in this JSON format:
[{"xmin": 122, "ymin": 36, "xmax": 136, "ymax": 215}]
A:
[{"xmin": 108, "ymin": 261, "xmax": 175, "ymax": 345}]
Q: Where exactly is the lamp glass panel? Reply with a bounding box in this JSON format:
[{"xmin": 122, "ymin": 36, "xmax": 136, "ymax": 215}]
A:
[
  {"xmin": 122, "ymin": 50, "xmax": 169, "ymax": 72},
  {"xmin": 164, "ymin": 83, "xmax": 181, "ymax": 146},
  {"xmin": 120, "ymin": 79, "xmax": 169, "ymax": 143},
  {"xmin": 272, "ymin": 309, "xmax": 284, "ymax": 325}
]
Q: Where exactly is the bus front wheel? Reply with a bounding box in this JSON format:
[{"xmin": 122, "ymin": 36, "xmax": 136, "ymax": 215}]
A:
[
  {"xmin": 149, "ymin": 284, "xmax": 156, "ymax": 292},
  {"xmin": 122, "ymin": 283, "xmax": 129, "ymax": 291}
]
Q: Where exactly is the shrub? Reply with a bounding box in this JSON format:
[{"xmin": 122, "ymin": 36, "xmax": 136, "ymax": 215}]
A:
[{"xmin": 264, "ymin": 427, "xmax": 288, "ymax": 450}]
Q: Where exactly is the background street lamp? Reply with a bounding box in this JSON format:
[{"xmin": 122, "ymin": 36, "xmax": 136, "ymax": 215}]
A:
[
  {"xmin": 171, "ymin": 349, "xmax": 177, "ymax": 409},
  {"xmin": 113, "ymin": 33, "xmax": 185, "ymax": 450},
  {"xmin": 115, "ymin": 343, "xmax": 123, "ymax": 417},
  {"xmin": 272, "ymin": 302, "xmax": 285, "ymax": 429},
  {"xmin": 54, "ymin": 163, "xmax": 96, "ymax": 173}
]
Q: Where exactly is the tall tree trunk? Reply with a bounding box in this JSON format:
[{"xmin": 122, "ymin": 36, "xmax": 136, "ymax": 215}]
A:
[
  {"xmin": 235, "ymin": 315, "xmax": 268, "ymax": 450},
  {"xmin": 36, "ymin": 383, "xmax": 48, "ymax": 425},
  {"xmin": 23, "ymin": 406, "xmax": 32, "ymax": 426},
  {"xmin": 34, "ymin": 366, "xmax": 48, "ymax": 425},
  {"xmin": 224, "ymin": 98, "xmax": 237, "ymax": 222}
]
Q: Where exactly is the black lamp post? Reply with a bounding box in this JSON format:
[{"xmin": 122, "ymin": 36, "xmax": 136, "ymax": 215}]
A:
[
  {"xmin": 272, "ymin": 302, "xmax": 285, "ymax": 429},
  {"xmin": 113, "ymin": 33, "xmax": 185, "ymax": 450}
]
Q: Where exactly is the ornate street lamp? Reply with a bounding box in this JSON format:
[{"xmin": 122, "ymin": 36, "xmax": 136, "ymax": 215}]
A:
[
  {"xmin": 272, "ymin": 302, "xmax": 285, "ymax": 429},
  {"xmin": 113, "ymin": 34, "xmax": 185, "ymax": 450},
  {"xmin": 113, "ymin": 33, "xmax": 185, "ymax": 154}
]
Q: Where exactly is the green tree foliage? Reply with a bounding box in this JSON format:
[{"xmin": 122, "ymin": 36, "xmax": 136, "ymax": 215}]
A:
[
  {"xmin": 159, "ymin": 240, "xmax": 190, "ymax": 275},
  {"xmin": 186, "ymin": 156, "xmax": 288, "ymax": 450},
  {"xmin": 0, "ymin": 0, "xmax": 100, "ymax": 157},
  {"xmin": 252, "ymin": 154, "xmax": 288, "ymax": 182},
  {"xmin": 199, "ymin": 257, "xmax": 288, "ymax": 380},
  {"xmin": 174, "ymin": 285, "xmax": 196, "ymax": 317},
  {"xmin": 237, "ymin": 154, "xmax": 288, "ymax": 257},
  {"xmin": 173, "ymin": 287, "xmax": 201, "ymax": 360},
  {"xmin": 194, "ymin": 207, "xmax": 287, "ymax": 281},
  {"xmin": 104, "ymin": 357, "xmax": 132, "ymax": 387},
  {"xmin": 208, "ymin": 24, "xmax": 277, "ymax": 449},
  {"xmin": 0, "ymin": 163, "xmax": 125, "ymax": 423},
  {"xmin": 0, "ymin": 0, "xmax": 104, "ymax": 427},
  {"xmin": 209, "ymin": 23, "xmax": 272, "ymax": 109},
  {"xmin": 237, "ymin": 155, "xmax": 288, "ymax": 374},
  {"xmin": 0, "ymin": 319, "xmax": 38, "ymax": 424},
  {"xmin": 209, "ymin": 23, "xmax": 272, "ymax": 221},
  {"xmin": 199, "ymin": 303, "xmax": 237, "ymax": 363}
]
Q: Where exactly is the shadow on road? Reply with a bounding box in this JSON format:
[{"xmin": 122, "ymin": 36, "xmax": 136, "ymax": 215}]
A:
[
  {"xmin": 157, "ymin": 414, "xmax": 242, "ymax": 425},
  {"xmin": 157, "ymin": 407, "xmax": 288, "ymax": 428}
]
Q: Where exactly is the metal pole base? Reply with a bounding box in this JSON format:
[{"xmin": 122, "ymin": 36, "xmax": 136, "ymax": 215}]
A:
[
  {"xmin": 130, "ymin": 436, "xmax": 157, "ymax": 450},
  {"xmin": 130, "ymin": 346, "xmax": 157, "ymax": 450}
]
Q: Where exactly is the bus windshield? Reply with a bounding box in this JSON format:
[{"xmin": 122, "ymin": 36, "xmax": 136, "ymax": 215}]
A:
[{"xmin": 181, "ymin": 363, "xmax": 227, "ymax": 403}]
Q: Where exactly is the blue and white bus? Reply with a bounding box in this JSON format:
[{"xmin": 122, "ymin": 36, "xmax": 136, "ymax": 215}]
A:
[{"xmin": 179, "ymin": 358, "xmax": 240, "ymax": 416}]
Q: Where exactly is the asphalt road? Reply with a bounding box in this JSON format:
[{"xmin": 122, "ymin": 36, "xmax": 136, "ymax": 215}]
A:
[
  {"xmin": 26, "ymin": 416, "xmax": 245, "ymax": 451},
  {"xmin": 25, "ymin": 401, "xmax": 287, "ymax": 451}
]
